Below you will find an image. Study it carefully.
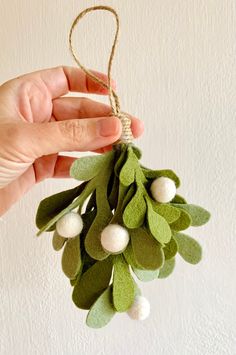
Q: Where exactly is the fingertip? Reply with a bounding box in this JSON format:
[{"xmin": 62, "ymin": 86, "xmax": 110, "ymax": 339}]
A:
[
  {"xmin": 131, "ymin": 117, "xmax": 144, "ymax": 138},
  {"xmin": 98, "ymin": 116, "xmax": 122, "ymax": 138}
]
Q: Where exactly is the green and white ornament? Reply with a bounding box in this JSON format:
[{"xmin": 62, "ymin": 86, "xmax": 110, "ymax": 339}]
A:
[{"xmin": 35, "ymin": 6, "xmax": 210, "ymax": 329}]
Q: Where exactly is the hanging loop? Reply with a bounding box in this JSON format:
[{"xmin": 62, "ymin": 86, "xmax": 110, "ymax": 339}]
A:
[{"xmin": 69, "ymin": 5, "xmax": 133, "ymax": 144}]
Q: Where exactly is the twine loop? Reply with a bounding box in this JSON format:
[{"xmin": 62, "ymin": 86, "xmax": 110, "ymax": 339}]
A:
[{"xmin": 69, "ymin": 5, "xmax": 133, "ymax": 144}]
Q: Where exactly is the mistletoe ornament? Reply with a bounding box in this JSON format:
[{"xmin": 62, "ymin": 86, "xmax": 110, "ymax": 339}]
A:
[{"xmin": 36, "ymin": 6, "xmax": 210, "ymax": 329}]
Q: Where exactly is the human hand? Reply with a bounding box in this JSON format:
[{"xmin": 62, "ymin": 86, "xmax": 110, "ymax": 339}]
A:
[{"xmin": 0, "ymin": 66, "xmax": 144, "ymax": 215}]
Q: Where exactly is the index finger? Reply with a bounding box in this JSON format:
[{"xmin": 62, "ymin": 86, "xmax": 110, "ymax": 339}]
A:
[{"xmin": 9, "ymin": 66, "xmax": 116, "ymax": 99}]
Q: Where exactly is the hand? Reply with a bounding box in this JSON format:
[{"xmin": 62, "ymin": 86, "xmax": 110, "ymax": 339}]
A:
[{"xmin": 0, "ymin": 66, "xmax": 144, "ymax": 216}]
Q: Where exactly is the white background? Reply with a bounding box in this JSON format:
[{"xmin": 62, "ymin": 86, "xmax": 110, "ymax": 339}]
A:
[{"xmin": 0, "ymin": 1, "xmax": 235, "ymax": 354}]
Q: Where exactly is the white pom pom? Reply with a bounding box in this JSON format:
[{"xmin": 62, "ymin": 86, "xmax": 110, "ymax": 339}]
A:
[
  {"xmin": 101, "ymin": 224, "xmax": 129, "ymax": 254},
  {"xmin": 150, "ymin": 177, "xmax": 176, "ymax": 203},
  {"xmin": 56, "ymin": 212, "xmax": 83, "ymax": 238},
  {"xmin": 127, "ymin": 296, "xmax": 150, "ymax": 321}
]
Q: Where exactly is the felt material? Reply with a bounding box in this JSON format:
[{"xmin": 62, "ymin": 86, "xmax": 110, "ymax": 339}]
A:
[
  {"xmin": 134, "ymin": 283, "xmax": 142, "ymax": 297},
  {"xmin": 146, "ymin": 198, "xmax": 172, "ymax": 244},
  {"xmin": 123, "ymin": 189, "xmax": 146, "ymax": 228},
  {"xmin": 101, "ymin": 224, "xmax": 129, "ymax": 254},
  {"xmin": 127, "ymin": 295, "xmax": 150, "ymax": 321},
  {"xmin": 86, "ymin": 286, "xmax": 116, "ymax": 328},
  {"xmin": 123, "ymin": 243, "xmax": 140, "ymax": 269},
  {"xmin": 119, "ymin": 146, "xmax": 138, "ymax": 186},
  {"xmin": 72, "ymin": 258, "xmax": 113, "ymax": 310},
  {"xmin": 170, "ymin": 208, "xmax": 192, "ymax": 231},
  {"xmin": 61, "ymin": 236, "xmax": 82, "ymax": 279},
  {"xmin": 70, "ymin": 274, "xmax": 80, "ymax": 286},
  {"xmin": 85, "ymin": 191, "xmax": 96, "ymax": 212},
  {"xmin": 85, "ymin": 154, "xmax": 115, "ymax": 260},
  {"xmin": 172, "ymin": 204, "xmax": 211, "ymax": 226},
  {"xmin": 108, "ymin": 174, "xmax": 119, "ymax": 210},
  {"xmin": 171, "ymin": 194, "xmax": 187, "ymax": 204},
  {"xmin": 130, "ymin": 228, "xmax": 164, "ymax": 270},
  {"xmin": 37, "ymin": 179, "xmax": 96, "ymax": 235},
  {"xmin": 110, "ymin": 183, "xmax": 129, "ymax": 224},
  {"xmin": 85, "ymin": 193, "xmax": 112, "ymax": 260},
  {"xmin": 152, "ymin": 203, "xmax": 180, "ymax": 224},
  {"xmin": 142, "ymin": 168, "xmax": 180, "ymax": 188},
  {"xmin": 113, "ymin": 255, "xmax": 135, "ymax": 312},
  {"xmin": 70, "ymin": 151, "xmax": 113, "ymax": 181},
  {"xmin": 132, "ymin": 267, "xmax": 159, "ymax": 282},
  {"xmin": 52, "ymin": 231, "xmax": 67, "ymax": 251},
  {"xmin": 36, "ymin": 182, "xmax": 86, "ymax": 231},
  {"xmin": 114, "ymin": 145, "xmax": 127, "ymax": 177},
  {"xmin": 150, "ymin": 177, "xmax": 176, "ymax": 203},
  {"xmin": 56, "ymin": 212, "xmax": 83, "ymax": 238},
  {"xmin": 121, "ymin": 184, "xmax": 136, "ymax": 210},
  {"xmin": 132, "ymin": 145, "xmax": 142, "ymax": 159},
  {"xmin": 158, "ymin": 258, "xmax": 175, "ymax": 278},
  {"xmin": 174, "ymin": 232, "xmax": 202, "ymax": 264},
  {"xmin": 163, "ymin": 237, "xmax": 178, "ymax": 260}
]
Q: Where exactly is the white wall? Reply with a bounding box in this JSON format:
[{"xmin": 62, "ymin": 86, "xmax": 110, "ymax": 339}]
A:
[{"xmin": 0, "ymin": 1, "xmax": 235, "ymax": 354}]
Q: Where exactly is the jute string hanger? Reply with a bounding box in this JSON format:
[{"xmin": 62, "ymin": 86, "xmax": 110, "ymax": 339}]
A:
[{"xmin": 69, "ymin": 5, "xmax": 133, "ymax": 144}]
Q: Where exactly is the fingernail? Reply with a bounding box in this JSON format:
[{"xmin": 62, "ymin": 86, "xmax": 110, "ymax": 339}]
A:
[{"xmin": 98, "ymin": 117, "xmax": 121, "ymax": 137}]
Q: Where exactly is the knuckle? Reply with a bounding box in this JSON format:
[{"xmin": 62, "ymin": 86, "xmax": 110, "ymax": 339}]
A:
[{"xmin": 60, "ymin": 120, "xmax": 85, "ymax": 146}]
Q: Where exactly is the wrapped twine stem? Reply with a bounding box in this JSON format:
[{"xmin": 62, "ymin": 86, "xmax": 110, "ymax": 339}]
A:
[{"xmin": 69, "ymin": 5, "xmax": 133, "ymax": 144}]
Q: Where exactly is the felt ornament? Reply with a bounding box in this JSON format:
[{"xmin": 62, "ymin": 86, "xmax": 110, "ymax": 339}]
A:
[
  {"xmin": 35, "ymin": 5, "xmax": 211, "ymax": 328},
  {"xmin": 127, "ymin": 295, "xmax": 151, "ymax": 321},
  {"xmin": 150, "ymin": 177, "xmax": 177, "ymax": 203},
  {"xmin": 56, "ymin": 212, "xmax": 83, "ymax": 238},
  {"xmin": 101, "ymin": 224, "xmax": 130, "ymax": 254}
]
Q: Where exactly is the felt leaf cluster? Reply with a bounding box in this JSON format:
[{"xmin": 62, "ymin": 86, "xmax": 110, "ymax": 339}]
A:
[{"xmin": 35, "ymin": 144, "xmax": 210, "ymax": 328}]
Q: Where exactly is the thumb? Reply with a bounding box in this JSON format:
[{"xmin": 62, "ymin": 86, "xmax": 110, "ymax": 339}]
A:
[{"xmin": 17, "ymin": 117, "xmax": 122, "ymax": 159}]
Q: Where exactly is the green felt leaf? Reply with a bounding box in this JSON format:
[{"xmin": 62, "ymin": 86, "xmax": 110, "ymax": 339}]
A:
[
  {"xmin": 85, "ymin": 154, "xmax": 114, "ymax": 260},
  {"xmin": 123, "ymin": 189, "xmax": 146, "ymax": 228},
  {"xmin": 146, "ymin": 198, "xmax": 172, "ymax": 244},
  {"xmin": 152, "ymin": 203, "xmax": 180, "ymax": 224},
  {"xmin": 132, "ymin": 268, "xmax": 159, "ymax": 282},
  {"xmin": 170, "ymin": 209, "xmax": 192, "ymax": 231},
  {"xmin": 114, "ymin": 145, "xmax": 127, "ymax": 177},
  {"xmin": 122, "ymin": 184, "xmax": 136, "ymax": 210},
  {"xmin": 123, "ymin": 243, "xmax": 140, "ymax": 269},
  {"xmin": 142, "ymin": 168, "xmax": 180, "ymax": 188},
  {"xmin": 37, "ymin": 180, "xmax": 96, "ymax": 236},
  {"xmin": 172, "ymin": 204, "xmax": 210, "ymax": 227},
  {"xmin": 158, "ymin": 258, "xmax": 175, "ymax": 278},
  {"xmin": 70, "ymin": 152, "xmax": 112, "ymax": 181},
  {"xmin": 119, "ymin": 146, "xmax": 138, "ymax": 186},
  {"xmin": 86, "ymin": 286, "xmax": 116, "ymax": 329},
  {"xmin": 174, "ymin": 232, "xmax": 202, "ymax": 264},
  {"xmin": 52, "ymin": 231, "xmax": 67, "ymax": 251},
  {"xmin": 85, "ymin": 192, "xmax": 112, "ymax": 261},
  {"xmin": 36, "ymin": 183, "xmax": 86, "ymax": 231},
  {"xmin": 164, "ymin": 237, "xmax": 178, "ymax": 260},
  {"xmin": 61, "ymin": 236, "xmax": 82, "ymax": 279},
  {"xmin": 81, "ymin": 210, "xmax": 97, "ymax": 238},
  {"xmin": 70, "ymin": 264, "xmax": 83, "ymax": 286},
  {"xmin": 171, "ymin": 194, "xmax": 187, "ymax": 204},
  {"xmin": 131, "ymin": 145, "xmax": 142, "ymax": 159},
  {"xmin": 85, "ymin": 191, "xmax": 96, "ymax": 212},
  {"xmin": 108, "ymin": 174, "xmax": 119, "ymax": 210},
  {"xmin": 72, "ymin": 258, "xmax": 113, "ymax": 310},
  {"xmin": 130, "ymin": 228, "xmax": 164, "ymax": 270},
  {"xmin": 113, "ymin": 255, "xmax": 135, "ymax": 312},
  {"xmin": 70, "ymin": 275, "xmax": 79, "ymax": 286}
]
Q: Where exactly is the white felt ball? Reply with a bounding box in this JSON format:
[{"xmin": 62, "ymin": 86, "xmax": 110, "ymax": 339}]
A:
[
  {"xmin": 56, "ymin": 212, "xmax": 83, "ymax": 238},
  {"xmin": 101, "ymin": 224, "xmax": 129, "ymax": 254},
  {"xmin": 150, "ymin": 177, "xmax": 176, "ymax": 203},
  {"xmin": 127, "ymin": 296, "xmax": 150, "ymax": 321}
]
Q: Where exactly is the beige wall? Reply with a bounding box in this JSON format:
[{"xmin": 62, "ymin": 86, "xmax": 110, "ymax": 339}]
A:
[{"xmin": 0, "ymin": 1, "xmax": 235, "ymax": 354}]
